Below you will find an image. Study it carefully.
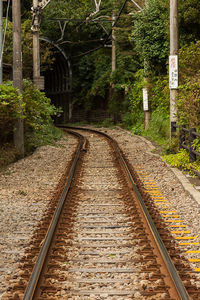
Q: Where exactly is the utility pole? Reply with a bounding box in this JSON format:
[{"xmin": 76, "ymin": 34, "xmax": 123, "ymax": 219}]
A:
[
  {"xmin": 0, "ymin": 0, "xmax": 3, "ymax": 84},
  {"xmin": 32, "ymin": 0, "xmax": 41, "ymax": 88},
  {"xmin": 143, "ymin": 60, "xmax": 150, "ymax": 129},
  {"xmin": 112, "ymin": 11, "xmax": 116, "ymax": 74},
  {"xmin": 12, "ymin": 0, "xmax": 24, "ymax": 156},
  {"xmin": 143, "ymin": 0, "xmax": 150, "ymax": 129},
  {"xmin": 169, "ymin": 0, "xmax": 178, "ymax": 138},
  {"xmin": 110, "ymin": 11, "xmax": 116, "ymax": 122}
]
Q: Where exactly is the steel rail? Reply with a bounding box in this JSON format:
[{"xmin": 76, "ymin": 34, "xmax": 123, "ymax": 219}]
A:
[
  {"xmin": 23, "ymin": 130, "xmax": 86, "ymax": 300},
  {"xmin": 62, "ymin": 125, "xmax": 190, "ymax": 300}
]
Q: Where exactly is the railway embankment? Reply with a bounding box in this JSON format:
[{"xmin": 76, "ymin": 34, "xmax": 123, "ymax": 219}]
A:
[
  {"xmin": 0, "ymin": 134, "xmax": 78, "ymax": 299},
  {"xmin": 0, "ymin": 126, "xmax": 199, "ymax": 299}
]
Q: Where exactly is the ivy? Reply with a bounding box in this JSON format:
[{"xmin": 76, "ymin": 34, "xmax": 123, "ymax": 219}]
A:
[{"xmin": 131, "ymin": 0, "xmax": 169, "ymax": 70}]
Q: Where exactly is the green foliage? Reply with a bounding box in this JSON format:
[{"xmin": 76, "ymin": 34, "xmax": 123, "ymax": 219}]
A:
[
  {"xmin": 177, "ymin": 82, "xmax": 200, "ymax": 129},
  {"xmin": 179, "ymin": 0, "xmax": 200, "ymax": 44},
  {"xmin": 3, "ymin": 18, "xmax": 53, "ymax": 79},
  {"xmin": 122, "ymin": 112, "xmax": 135, "ymax": 130},
  {"xmin": 131, "ymin": 111, "xmax": 144, "ymax": 135},
  {"xmin": 0, "ymin": 80, "xmax": 62, "ymax": 153},
  {"xmin": 179, "ymin": 41, "xmax": 200, "ymax": 84},
  {"xmin": 127, "ymin": 70, "xmax": 170, "ymax": 147},
  {"xmin": 162, "ymin": 149, "xmax": 190, "ymax": 170},
  {"xmin": 90, "ymin": 49, "xmax": 111, "ymax": 99},
  {"xmin": 0, "ymin": 82, "xmax": 24, "ymax": 143},
  {"xmin": 143, "ymin": 109, "xmax": 170, "ymax": 144},
  {"xmin": 162, "ymin": 149, "xmax": 200, "ymax": 174},
  {"xmin": 22, "ymin": 80, "xmax": 62, "ymax": 152},
  {"xmin": 150, "ymin": 75, "xmax": 169, "ymax": 112},
  {"xmin": 101, "ymin": 117, "xmax": 114, "ymax": 128},
  {"xmin": 131, "ymin": 0, "xmax": 169, "ymax": 70},
  {"xmin": 25, "ymin": 124, "xmax": 62, "ymax": 153},
  {"xmin": 23, "ymin": 80, "xmax": 61, "ymax": 130},
  {"xmin": 129, "ymin": 69, "xmax": 144, "ymax": 112},
  {"xmin": 90, "ymin": 71, "xmax": 110, "ymax": 98},
  {"xmin": 193, "ymin": 138, "xmax": 200, "ymax": 152},
  {"xmin": 175, "ymin": 41, "xmax": 200, "ymax": 130},
  {"xmin": 0, "ymin": 82, "xmax": 23, "ymax": 119}
]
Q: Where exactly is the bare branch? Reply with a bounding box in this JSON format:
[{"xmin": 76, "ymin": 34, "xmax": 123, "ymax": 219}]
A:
[
  {"xmin": 129, "ymin": 0, "xmax": 143, "ymax": 11},
  {"xmin": 57, "ymin": 21, "xmax": 68, "ymax": 42},
  {"xmin": 87, "ymin": 0, "xmax": 102, "ymax": 19}
]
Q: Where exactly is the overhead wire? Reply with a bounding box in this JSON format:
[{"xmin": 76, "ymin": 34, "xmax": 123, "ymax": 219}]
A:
[
  {"xmin": 103, "ymin": 0, "xmax": 129, "ymax": 45},
  {"xmin": 72, "ymin": 0, "xmax": 129, "ymax": 59},
  {"xmin": 0, "ymin": 0, "xmax": 11, "ymax": 68}
]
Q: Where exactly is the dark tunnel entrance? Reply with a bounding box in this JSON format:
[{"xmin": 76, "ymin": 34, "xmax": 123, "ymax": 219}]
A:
[{"xmin": 41, "ymin": 38, "xmax": 72, "ymax": 124}]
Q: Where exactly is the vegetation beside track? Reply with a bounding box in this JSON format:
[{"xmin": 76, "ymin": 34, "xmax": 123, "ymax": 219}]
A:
[
  {"xmin": 41, "ymin": 0, "xmax": 200, "ymax": 171},
  {"xmin": 1, "ymin": 0, "xmax": 200, "ymax": 171},
  {"xmin": 0, "ymin": 80, "xmax": 62, "ymax": 168}
]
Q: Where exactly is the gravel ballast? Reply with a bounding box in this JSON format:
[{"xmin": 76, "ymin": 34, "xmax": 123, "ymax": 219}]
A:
[
  {"xmin": 0, "ymin": 134, "xmax": 78, "ymax": 298},
  {"xmin": 104, "ymin": 127, "xmax": 200, "ymax": 284},
  {"xmin": 0, "ymin": 127, "xmax": 200, "ymax": 298}
]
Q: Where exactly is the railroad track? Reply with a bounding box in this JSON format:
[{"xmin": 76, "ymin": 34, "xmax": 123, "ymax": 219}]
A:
[{"xmin": 5, "ymin": 127, "xmax": 200, "ymax": 299}]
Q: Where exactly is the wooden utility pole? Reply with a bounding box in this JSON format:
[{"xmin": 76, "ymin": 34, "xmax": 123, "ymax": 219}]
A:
[
  {"xmin": 143, "ymin": 0, "xmax": 150, "ymax": 129},
  {"xmin": 110, "ymin": 11, "xmax": 116, "ymax": 122},
  {"xmin": 12, "ymin": 0, "xmax": 24, "ymax": 156},
  {"xmin": 32, "ymin": 0, "xmax": 41, "ymax": 88},
  {"xmin": 169, "ymin": 0, "xmax": 178, "ymax": 138},
  {"xmin": 143, "ymin": 60, "xmax": 150, "ymax": 129},
  {"xmin": 112, "ymin": 12, "xmax": 116, "ymax": 73}
]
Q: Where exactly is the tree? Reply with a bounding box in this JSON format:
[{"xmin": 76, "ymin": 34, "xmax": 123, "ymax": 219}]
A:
[
  {"xmin": 3, "ymin": 18, "xmax": 53, "ymax": 79},
  {"xmin": 131, "ymin": 0, "xmax": 169, "ymax": 73}
]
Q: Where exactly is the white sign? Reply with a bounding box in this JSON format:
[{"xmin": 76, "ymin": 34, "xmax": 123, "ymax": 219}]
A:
[
  {"xmin": 143, "ymin": 88, "xmax": 149, "ymax": 111},
  {"xmin": 169, "ymin": 55, "xmax": 178, "ymax": 89}
]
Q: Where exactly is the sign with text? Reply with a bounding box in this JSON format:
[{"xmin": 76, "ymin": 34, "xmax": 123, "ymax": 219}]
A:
[
  {"xmin": 143, "ymin": 88, "xmax": 149, "ymax": 111},
  {"xmin": 169, "ymin": 55, "xmax": 178, "ymax": 89}
]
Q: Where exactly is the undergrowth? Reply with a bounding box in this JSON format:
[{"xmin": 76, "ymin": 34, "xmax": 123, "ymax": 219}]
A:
[
  {"xmin": 0, "ymin": 80, "xmax": 63, "ymax": 168},
  {"xmin": 162, "ymin": 149, "xmax": 200, "ymax": 175}
]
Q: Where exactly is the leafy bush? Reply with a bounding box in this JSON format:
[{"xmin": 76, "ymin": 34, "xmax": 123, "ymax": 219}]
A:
[
  {"xmin": 143, "ymin": 108, "xmax": 170, "ymax": 145},
  {"xmin": 0, "ymin": 80, "xmax": 62, "ymax": 153},
  {"xmin": 131, "ymin": 111, "xmax": 145, "ymax": 135},
  {"xmin": 129, "ymin": 69, "xmax": 144, "ymax": 113},
  {"xmin": 162, "ymin": 148, "xmax": 200, "ymax": 174},
  {"xmin": 23, "ymin": 80, "xmax": 61, "ymax": 130},
  {"xmin": 122, "ymin": 112, "xmax": 135, "ymax": 130},
  {"xmin": 128, "ymin": 70, "xmax": 170, "ymax": 143},
  {"xmin": 22, "ymin": 80, "xmax": 62, "ymax": 152},
  {"xmin": 177, "ymin": 82, "xmax": 200, "ymax": 129},
  {"xmin": 131, "ymin": 0, "xmax": 169, "ymax": 70},
  {"xmin": 150, "ymin": 75, "xmax": 169, "ymax": 113},
  {"xmin": 101, "ymin": 118, "xmax": 114, "ymax": 128},
  {"xmin": 162, "ymin": 149, "xmax": 190, "ymax": 170},
  {"xmin": 179, "ymin": 41, "xmax": 200, "ymax": 84},
  {"xmin": 25, "ymin": 124, "xmax": 62, "ymax": 153},
  {"xmin": 0, "ymin": 82, "xmax": 23, "ymax": 119},
  {"xmin": 0, "ymin": 82, "xmax": 24, "ymax": 143}
]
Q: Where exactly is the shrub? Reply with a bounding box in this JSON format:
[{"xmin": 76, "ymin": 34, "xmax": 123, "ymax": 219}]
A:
[
  {"xmin": 22, "ymin": 80, "xmax": 62, "ymax": 152},
  {"xmin": 144, "ymin": 108, "xmax": 170, "ymax": 144},
  {"xmin": 177, "ymin": 82, "xmax": 200, "ymax": 128},
  {"xmin": 162, "ymin": 148, "xmax": 200, "ymax": 174},
  {"xmin": 162, "ymin": 149, "xmax": 190, "ymax": 170},
  {"xmin": 23, "ymin": 80, "xmax": 61, "ymax": 130},
  {"xmin": 0, "ymin": 82, "xmax": 24, "ymax": 143},
  {"xmin": 0, "ymin": 80, "xmax": 62, "ymax": 152}
]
